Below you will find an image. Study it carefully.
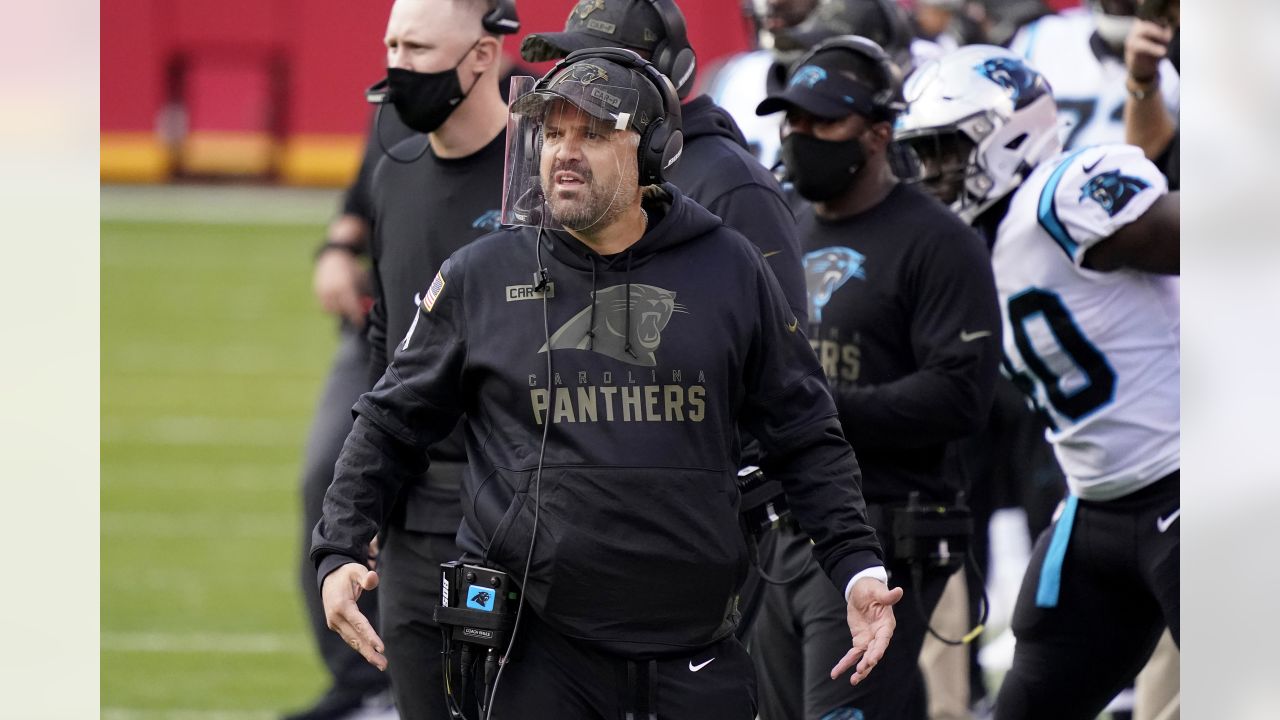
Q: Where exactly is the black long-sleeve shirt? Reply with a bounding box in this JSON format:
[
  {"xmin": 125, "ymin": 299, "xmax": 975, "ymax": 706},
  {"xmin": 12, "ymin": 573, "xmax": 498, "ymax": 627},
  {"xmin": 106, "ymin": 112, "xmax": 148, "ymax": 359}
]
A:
[{"xmin": 793, "ymin": 182, "xmax": 1002, "ymax": 502}]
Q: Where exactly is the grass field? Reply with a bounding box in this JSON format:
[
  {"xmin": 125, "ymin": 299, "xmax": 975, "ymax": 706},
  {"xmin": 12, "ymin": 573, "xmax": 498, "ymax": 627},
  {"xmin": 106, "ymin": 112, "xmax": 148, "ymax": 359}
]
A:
[{"xmin": 102, "ymin": 209, "xmax": 338, "ymax": 718}]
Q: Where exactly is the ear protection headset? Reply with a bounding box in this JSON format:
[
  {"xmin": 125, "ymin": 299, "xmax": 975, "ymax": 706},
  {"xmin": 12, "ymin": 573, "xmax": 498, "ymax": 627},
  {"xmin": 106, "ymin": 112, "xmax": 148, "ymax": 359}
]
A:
[
  {"xmin": 482, "ymin": 0, "xmax": 521, "ymax": 35},
  {"xmin": 870, "ymin": 0, "xmax": 915, "ymax": 60},
  {"xmin": 789, "ymin": 34, "xmax": 905, "ymax": 122},
  {"xmin": 639, "ymin": 0, "xmax": 698, "ymax": 99},
  {"xmin": 535, "ymin": 46, "xmax": 684, "ymax": 185}
]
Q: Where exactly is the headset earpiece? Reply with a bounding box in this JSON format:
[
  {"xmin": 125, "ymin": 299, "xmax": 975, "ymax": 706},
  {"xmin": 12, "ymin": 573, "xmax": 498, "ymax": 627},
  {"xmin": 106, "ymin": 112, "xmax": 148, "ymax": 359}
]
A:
[
  {"xmin": 482, "ymin": 0, "xmax": 521, "ymax": 35},
  {"xmin": 642, "ymin": 0, "xmax": 697, "ymax": 99}
]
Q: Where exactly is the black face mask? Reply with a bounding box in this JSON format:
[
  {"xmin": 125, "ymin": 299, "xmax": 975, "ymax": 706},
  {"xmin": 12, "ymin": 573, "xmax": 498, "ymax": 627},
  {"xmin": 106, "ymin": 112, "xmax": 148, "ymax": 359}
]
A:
[
  {"xmin": 384, "ymin": 66, "xmax": 470, "ymax": 134},
  {"xmin": 782, "ymin": 132, "xmax": 867, "ymax": 202}
]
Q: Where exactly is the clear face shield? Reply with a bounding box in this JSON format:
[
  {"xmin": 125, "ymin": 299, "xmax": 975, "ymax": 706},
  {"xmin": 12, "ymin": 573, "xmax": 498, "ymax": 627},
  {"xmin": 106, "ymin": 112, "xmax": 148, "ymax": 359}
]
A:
[{"xmin": 502, "ymin": 75, "xmax": 642, "ymax": 233}]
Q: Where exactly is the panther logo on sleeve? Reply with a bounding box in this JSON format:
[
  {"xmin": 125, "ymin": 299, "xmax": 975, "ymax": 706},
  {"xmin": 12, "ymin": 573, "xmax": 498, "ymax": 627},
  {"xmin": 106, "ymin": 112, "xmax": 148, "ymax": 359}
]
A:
[{"xmin": 1079, "ymin": 169, "xmax": 1151, "ymax": 217}]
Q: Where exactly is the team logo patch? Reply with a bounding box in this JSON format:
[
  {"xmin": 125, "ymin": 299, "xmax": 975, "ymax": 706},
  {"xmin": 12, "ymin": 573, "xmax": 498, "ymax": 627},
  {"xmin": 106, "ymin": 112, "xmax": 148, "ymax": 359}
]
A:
[
  {"xmin": 573, "ymin": 0, "xmax": 604, "ymax": 19},
  {"xmin": 471, "ymin": 209, "xmax": 501, "ymax": 232},
  {"xmin": 423, "ymin": 271, "xmax": 446, "ymax": 312},
  {"xmin": 466, "ymin": 587, "xmax": 495, "ymax": 612},
  {"xmin": 974, "ymin": 57, "xmax": 1044, "ymax": 108},
  {"xmin": 1079, "ymin": 170, "xmax": 1150, "ymax": 217},
  {"xmin": 790, "ymin": 65, "xmax": 827, "ymax": 89},
  {"xmin": 553, "ymin": 62, "xmax": 609, "ymax": 87},
  {"xmin": 540, "ymin": 284, "xmax": 686, "ymax": 366},
  {"xmin": 803, "ymin": 247, "xmax": 865, "ymax": 324}
]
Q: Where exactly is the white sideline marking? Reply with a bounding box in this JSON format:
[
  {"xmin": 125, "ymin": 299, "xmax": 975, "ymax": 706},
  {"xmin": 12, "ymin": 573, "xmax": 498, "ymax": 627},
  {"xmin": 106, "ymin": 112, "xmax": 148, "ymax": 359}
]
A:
[
  {"xmin": 101, "ymin": 631, "xmax": 308, "ymax": 655},
  {"xmin": 103, "ymin": 709, "xmax": 276, "ymax": 720}
]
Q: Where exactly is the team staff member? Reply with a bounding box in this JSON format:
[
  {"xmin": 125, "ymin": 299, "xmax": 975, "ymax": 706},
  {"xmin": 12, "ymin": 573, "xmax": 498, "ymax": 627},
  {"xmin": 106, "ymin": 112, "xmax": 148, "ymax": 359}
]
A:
[
  {"xmin": 520, "ymin": 0, "xmax": 809, "ymax": 324},
  {"xmin": 752, "ymin": 37, "xmax": 1000, "ymax": 720},
  {"xmin": 287, "ymin": 108, "xmax": 414, "ymax": 720},
  {"xmin": 344, "ymin": 0, "xmax": 519, "ymax": 717},
  {"xmin": 314, "ymin": 50, "xmax": 902, "ymax": 719},
  {"xmin": 894, "ymin": 45, "xmax": 1179, "ymax": 720}
]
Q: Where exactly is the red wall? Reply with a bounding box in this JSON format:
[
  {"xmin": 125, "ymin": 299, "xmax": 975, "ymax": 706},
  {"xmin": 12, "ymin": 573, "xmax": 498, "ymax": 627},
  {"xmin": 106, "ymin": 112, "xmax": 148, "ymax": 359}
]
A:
[{"xmin": 102, "ymin": 0, "xmax": 755, "ymax": 143}]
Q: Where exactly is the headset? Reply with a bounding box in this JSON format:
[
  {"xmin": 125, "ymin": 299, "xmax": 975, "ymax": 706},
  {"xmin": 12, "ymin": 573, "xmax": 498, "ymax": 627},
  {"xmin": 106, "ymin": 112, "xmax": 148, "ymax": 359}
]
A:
[
  {"xmin": 640, "ymin": 0, "xmax": 698, "ymax": 99},
  {"xmin": 482, "ymin": 0, "xmax": 521, "ymax": 35},
  {"xmin": 788, "ymin": 34, "xmax": 905, "ymax": 122},
  {"xmin": 870, "ymin": 0, "xmax": 915, "ymax": 62},
  {"xmin": 534, "ymin": 46, "xmax": 684, "ymax": 186}
]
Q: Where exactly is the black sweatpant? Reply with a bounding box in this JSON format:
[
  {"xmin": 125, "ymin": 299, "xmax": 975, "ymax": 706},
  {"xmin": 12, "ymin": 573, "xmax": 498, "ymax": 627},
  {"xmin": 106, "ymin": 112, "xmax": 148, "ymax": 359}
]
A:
[
  {"xmin": 297, "ymin": 326, "xmax": 388, "ymax": 701},
  {"xmin": 486, "ymin": 612, "xmax": 757, "ymax": 720},
  {"xmin": 746, "ymin": 523, "xmax": 953, "ymax": 720},
  {"xmin": 995, "ymin": 472, "xmax": 1179, "ymax": 720},
  {"xmin": 379, "ymin": 525, "xmax": 460, "ymax": 720}
]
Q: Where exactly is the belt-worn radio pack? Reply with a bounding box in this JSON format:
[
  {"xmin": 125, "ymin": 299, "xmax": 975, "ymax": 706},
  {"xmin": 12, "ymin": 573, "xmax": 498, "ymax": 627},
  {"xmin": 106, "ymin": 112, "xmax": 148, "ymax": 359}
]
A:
[
  {"xmin": 891, "ymin": 491, "xmax": 973, "ymax": 571},
  {"xmin": 736, "ymin": 465, "xmax": 791, "ymax": 537},
  {"xmin": 434, "ymin": 561, "xmax": 520, "ymax": 718}
]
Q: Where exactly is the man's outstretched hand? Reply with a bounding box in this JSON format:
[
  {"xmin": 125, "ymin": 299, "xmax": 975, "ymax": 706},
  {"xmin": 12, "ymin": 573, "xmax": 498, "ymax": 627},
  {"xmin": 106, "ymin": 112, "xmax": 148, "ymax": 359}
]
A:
[
  {"xmin": 831, "ymin": 576, "xmax": 904, "ymax": 686},
  {"xmin": 321, "ymin": 561, "xmax": 387, "ymax": 671}
]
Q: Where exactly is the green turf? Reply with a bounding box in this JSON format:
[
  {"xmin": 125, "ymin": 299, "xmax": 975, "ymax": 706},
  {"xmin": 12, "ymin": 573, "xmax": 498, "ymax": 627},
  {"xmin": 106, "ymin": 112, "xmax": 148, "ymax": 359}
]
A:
[{"xmin": 103, "ymin": 220, "xmax": 337, "ymax": 714}]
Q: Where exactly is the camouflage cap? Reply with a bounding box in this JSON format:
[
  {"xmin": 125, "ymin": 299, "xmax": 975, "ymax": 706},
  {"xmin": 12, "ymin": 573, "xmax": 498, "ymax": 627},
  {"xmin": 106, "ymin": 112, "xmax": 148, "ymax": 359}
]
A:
[{"xmin": 510, "ymin": 56, "xmax": 666, "ymax": 136}]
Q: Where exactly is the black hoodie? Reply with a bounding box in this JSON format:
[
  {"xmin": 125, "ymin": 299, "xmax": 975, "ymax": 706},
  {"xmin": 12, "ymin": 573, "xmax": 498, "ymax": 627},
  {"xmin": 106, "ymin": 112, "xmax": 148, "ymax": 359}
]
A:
[
  {"xmin": 670, "ymin": 96, "xmax": 809, "ymax": 325},
  {"xmin": 313, "ymin": 186, "xmax": 882, "ymax": 657}
]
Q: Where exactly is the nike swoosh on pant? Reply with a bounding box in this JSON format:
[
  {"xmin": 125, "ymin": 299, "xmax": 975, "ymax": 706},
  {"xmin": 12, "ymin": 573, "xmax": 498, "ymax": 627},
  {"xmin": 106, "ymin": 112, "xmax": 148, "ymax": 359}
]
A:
[
  {"xmin": 689, "ymin": 658, "xmax": 715, "ymax": 672},
  {"xmin": 1156, "ymin": 508, "xmax": 1180, "ymax": 533}
]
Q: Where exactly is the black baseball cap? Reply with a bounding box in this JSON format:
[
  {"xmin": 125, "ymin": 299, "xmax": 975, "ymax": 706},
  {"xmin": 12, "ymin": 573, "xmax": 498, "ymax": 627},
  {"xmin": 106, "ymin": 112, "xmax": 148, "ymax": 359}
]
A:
[
  {"xmin": 522, "ymin": 0, "xmax": 669, "ymax": 62},
  {"xmin": 510, "ymin": 56, "xmax": 667, "ymax": 136},
  {"xmin": 755, "ymin": 48, "xmax": 884, "ymax": 120}
]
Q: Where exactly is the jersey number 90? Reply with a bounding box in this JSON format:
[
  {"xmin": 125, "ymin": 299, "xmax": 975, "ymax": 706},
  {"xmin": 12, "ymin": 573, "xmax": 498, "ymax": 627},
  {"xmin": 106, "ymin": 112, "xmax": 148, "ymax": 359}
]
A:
[{"xmin": 1005, "ymin": 288, "xmax": 1116, "ymax": 427}]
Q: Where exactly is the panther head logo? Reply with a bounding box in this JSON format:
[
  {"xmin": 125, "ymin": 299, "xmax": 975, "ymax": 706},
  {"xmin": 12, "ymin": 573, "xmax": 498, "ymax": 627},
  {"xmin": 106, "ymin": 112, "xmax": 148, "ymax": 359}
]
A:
[
  {"xmin": 1079, "ymin": 170, "xmax": 1150, "ymax": 217},
  {"xmin": 540, "ymin": 284, "xmax": 687, "ymax": 367},
  {"xmin": 790, "ymin": 65, "xmax": 827, "ymax": 89},
  {"xmin": 803, "ymin": 247, "xmax": 865, "ymax": 324},
  {"xmin": 553, "ymin": 62, "xmax": 609, "ymax": 88},
  {"xmin": 974, "ymin": 57, "xmax": 1046, "ymax": 109}
]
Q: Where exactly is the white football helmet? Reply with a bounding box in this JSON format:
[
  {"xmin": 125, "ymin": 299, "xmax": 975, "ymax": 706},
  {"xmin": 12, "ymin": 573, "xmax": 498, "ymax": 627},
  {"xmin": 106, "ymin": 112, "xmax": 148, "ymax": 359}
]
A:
[{"xmin": 894, "ymin": 44, "xmax": 1061, "ymax": 223}]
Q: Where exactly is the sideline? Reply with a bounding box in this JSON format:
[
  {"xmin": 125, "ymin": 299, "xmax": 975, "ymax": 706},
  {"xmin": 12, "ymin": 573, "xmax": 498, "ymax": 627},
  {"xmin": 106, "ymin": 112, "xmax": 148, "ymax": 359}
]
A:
[{"xmin": 102, "ymin": 184, "xmax": 343, "ymax": 225}]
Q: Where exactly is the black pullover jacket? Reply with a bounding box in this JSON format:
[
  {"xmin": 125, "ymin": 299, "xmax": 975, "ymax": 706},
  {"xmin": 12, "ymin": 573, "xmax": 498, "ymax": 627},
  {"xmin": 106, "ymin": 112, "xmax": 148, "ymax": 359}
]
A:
[{"xmin": 313, "ymin": 186, "xmax": 883, "ymax": 656}]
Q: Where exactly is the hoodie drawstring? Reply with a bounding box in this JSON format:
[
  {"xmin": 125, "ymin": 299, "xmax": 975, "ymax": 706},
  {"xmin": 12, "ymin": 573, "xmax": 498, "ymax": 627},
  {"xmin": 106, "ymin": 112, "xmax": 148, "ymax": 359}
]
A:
[
  {"xmin": 585, "ymin": 255, "xmax": 598, "ymax": 350},
  {"xmin": 623, "ymin": 251, "xmax": 637, "ymax": 359}
]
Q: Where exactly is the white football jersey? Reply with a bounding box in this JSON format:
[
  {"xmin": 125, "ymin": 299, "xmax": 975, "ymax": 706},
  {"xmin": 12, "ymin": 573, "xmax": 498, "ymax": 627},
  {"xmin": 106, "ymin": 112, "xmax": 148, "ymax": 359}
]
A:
[
  {"xmin": 993, "ymin": 144, "xmax": 1179, "ymax": 500},
  {"xmin": 703, "ymin": 50, "xmax": 783, "ymax": 169},
  {"xmin": 1010, "ymin": 8, "xmax": 1179, "ymax": 150}
]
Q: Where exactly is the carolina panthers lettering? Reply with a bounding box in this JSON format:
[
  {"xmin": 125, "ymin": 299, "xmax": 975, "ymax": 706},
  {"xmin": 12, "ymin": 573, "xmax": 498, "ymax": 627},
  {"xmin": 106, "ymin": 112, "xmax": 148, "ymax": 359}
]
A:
[
  {"xmin": 540, "ymin": 284, "xmax": 686, "ymax": 367},
  {"xmin": 1079, "ymin": 170, "xmax": 1150, "ymax": 217},
  {"xmin": 975, "ymin": 57, "xmax": 1046, "ymax": 109},
  {"xmin": 790, "ymin": 65, "xmax": 827, "ymax": 89},
  {"xmin": 803, "ymin": 247, "xmax": 865, "ymax": 324},
  {"xmin": 528, "ymin": 368, "xmax": 709, "ymax": 425}
]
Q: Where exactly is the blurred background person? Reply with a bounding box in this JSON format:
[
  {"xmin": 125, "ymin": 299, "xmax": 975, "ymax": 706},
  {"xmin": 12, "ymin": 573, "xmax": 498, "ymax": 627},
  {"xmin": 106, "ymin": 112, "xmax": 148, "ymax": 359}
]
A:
[
  {"xmin": 704, "ymin": 0, "xmax": 918, "ymax": 168},
  {"xmin": 752, "ymin": 36, "xmax": 1001, "ymax": 720},
  {"xmin": 1008, "ymin": 0, "xmax": 1178, "ymax": 151},
  {"xmin": 350, "ymin": 0, "xmax": 519, "ymax": 717},
  {"xmin": 1122, "ymin": 0, "xmax": 1179, "ymax": 189}
]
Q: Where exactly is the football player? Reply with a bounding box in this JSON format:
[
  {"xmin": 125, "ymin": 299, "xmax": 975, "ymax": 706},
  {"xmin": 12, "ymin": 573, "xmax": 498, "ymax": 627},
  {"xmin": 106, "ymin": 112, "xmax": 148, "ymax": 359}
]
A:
[
  {"xmin": 1008, "ymin": 0, "xmax": 1178, "ymax": 151},
  {"xmin": 895, "ymin": 45, "xmax": 1179, "ymax": 720}
]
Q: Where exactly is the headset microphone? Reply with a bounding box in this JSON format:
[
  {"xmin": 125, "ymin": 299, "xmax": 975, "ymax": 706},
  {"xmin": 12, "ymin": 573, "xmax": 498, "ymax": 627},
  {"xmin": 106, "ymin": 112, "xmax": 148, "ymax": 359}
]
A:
[{"xmin": 533, "ymin": 268, "xmax": 551, "ymax": 292}]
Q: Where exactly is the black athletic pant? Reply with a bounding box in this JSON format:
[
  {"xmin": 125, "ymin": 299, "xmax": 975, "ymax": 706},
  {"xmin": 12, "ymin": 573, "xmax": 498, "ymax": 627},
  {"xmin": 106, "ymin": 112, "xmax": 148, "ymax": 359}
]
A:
[
  {"xmin": 486, "ymin": 612, "xmax": 757, "ymax": 719},
  {"xmin": 746, "ymin": 522, "xmax": 953, "ymax": 720},
  {"xmin": 995, "ymin": 472, "xmax": 1179, "ymax": 720},
  {"xmin": 380, "ymin": 525, "xmax": 460, "ymax": 720},
  {"xmin": 297, "ymin": 326, "xmax": 388, "ymax": 702}
]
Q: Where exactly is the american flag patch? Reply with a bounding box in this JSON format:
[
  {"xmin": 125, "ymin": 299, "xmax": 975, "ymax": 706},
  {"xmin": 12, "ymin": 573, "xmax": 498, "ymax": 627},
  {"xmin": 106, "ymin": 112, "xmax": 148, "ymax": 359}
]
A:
[{"xmin": 423, "ymin": 272, "xmax": 445, "ymax": 312}]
